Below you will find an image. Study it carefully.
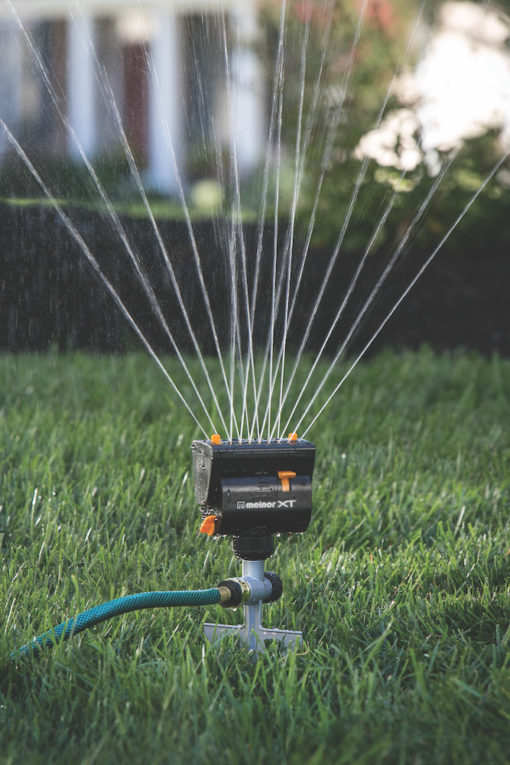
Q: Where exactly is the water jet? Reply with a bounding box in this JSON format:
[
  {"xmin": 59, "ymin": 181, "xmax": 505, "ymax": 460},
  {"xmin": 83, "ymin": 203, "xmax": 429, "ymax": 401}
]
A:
[{"xmin": 5, "ymin": 1, "xmax": 508, "ymax": 666}]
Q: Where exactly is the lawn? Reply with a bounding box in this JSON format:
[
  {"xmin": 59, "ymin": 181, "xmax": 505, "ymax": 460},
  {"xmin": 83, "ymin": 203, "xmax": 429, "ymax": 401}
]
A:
[{"xmin": 1, "ymin": 349, "xmax": 509, "ymax": 764}]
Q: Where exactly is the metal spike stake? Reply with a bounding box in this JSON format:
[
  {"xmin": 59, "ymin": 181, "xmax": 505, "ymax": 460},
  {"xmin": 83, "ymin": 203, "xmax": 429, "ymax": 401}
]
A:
[{"xmin": 204, "ymin": 560, "xmax": 302, "ymax": 654}]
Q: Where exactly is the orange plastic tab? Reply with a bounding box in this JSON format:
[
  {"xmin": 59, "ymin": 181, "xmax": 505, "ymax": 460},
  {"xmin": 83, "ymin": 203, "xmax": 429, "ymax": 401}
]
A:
[
  {"xmin": 288, "ymin": 432, "xmax": 298, "ymax": 443},
  {"xmin": 278, "ymin": 470, "xmax": 296, "ymax": 492},
  {"xmin": 200, "ymin": 515, "xmax": 217, "ymax": 535},
  {"xmin": 210, "ymin": 434, "xmax": 221, "ymax": 445}
]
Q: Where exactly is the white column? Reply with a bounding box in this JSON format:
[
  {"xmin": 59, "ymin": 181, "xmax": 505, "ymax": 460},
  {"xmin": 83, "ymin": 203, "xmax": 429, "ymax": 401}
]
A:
[
  {"xmin": 230, "ymin": 2, "xmax": 265, "ymax": 175},
  {"xmin": 67, "ymin": 13, "xmax": 96, "ymax": 158},
  {"xmin": 0, "ymin": 21, "xmax": 22, "ymax": 155},
  {"xmin": 148, "ymin": 8, "xmax": 182, "ymax": 195}
]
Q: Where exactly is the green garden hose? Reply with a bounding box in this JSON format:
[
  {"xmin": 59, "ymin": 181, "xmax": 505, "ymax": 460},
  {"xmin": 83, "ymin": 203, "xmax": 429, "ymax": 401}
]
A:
[{"xmin": 13, "ymin": 588, "xmax": 221, "ymax": 659}]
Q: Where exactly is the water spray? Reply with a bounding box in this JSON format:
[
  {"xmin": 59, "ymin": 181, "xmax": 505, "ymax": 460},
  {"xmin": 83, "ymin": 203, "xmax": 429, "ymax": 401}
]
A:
[{"xmin": 13, "ymin": 434, "xmax": 315, "ymax": 660}]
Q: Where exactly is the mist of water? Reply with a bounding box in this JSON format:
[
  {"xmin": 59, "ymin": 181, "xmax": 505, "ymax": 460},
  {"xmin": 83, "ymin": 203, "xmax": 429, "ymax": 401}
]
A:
[
  {"xmin": 298, "ymin": 149, "xmax": 509, "ymax": 439},
  {"xmin": 1, "ymin": 0, "xmax": 506, "ymax": 442},
  {"xmin": 0, "ymin": 118, "xmax": 209, "ymax": 437}
]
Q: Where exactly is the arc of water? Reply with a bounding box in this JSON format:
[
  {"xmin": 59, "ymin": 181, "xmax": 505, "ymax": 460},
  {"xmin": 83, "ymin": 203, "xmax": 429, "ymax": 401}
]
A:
[
  {"xmin": 228, "ymin": 222, "xmax": 242, "ymax": 441},
  {"xmin": 205, "ymin": 7, "xmax": 232, "ymax": 282},
  {"xmin": 8, "ymin": 4, "xmax": 219, "ymax": 433},
  {"xmin": 298, "ymin": 151, "xmax": 509, "ymax": 438},
  {"xmin": 228, "ymin": 230, "xmax": 237, "ymax": 442},
  {"xmin": 266, "ymin": 160, "xmax": 372, "ymax": 436},
  {"xmin": 278, "ymin": 181, "xmax": 401, "ymax": 434},
  {"xmin": 75, "ymin": 9, "xmax": 230, "ymax": 437},
  {"xmin": 247, "ymin": 0, "xmax": 288, "ymax": 441},
  {"xmin": 257, "ymin": 0, "xmax": 370, "ymax": 440},
  {"xmin": 149, "ymin": 56, "xmax": 241, "ymax": 439},
  {"xmin": 265, "ymin": 48, "xmax": 286, "ymax": 443},
  {"xmin": 138, "ymin": 4, "xmax": 246, "ymax": 437},
  {"xmin": 105, "ymin": 89, "xmax": 230, "ymax": 435},
  {"xmin": 250, "ymin": 0, "xmax": 334, "ymax": 441},
  {"xmin": 219, "ymin": 10, "xmax": 259, "ymax": 440},
  {"xmin": 266, "ymin": 2, "xmax": 426, "ymax": 438},
  {"xmin": 283, "ymin": 2, "xmax": 426, "ymax": 334},
  {"xmin": 250, "ymin": 0, "xmax": 287, "ymax": 328},
  {"xmin": 257, "ymin": 3, "xmax": 346, "ymax": 440},
  {"xmin": 281, "ymin": 146, "xmax": 460, "ymax": 437},
  {"xmin": 278, "ymin": 0, "xmax": 478, "ymax": 419},
  {"xmin": 0, "ymin": 121, "xmax": 208, "ymax": 437},
  {"xmin": 255, "ymin": 15, "xmax": 311, "ymax": 442},
  {"xmin": 275, "ymin": 16, "xmax": 310, "ymax": 441}
]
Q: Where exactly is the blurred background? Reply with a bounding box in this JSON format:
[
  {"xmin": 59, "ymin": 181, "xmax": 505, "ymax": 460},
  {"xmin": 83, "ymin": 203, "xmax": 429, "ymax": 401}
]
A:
[
  {"xmin": 0, "ymin": 1, "xmax": 509, "ymax": 205},
  {"xmin": 0, "ymin": 0, "xmax": 509, "ymax": 356}
]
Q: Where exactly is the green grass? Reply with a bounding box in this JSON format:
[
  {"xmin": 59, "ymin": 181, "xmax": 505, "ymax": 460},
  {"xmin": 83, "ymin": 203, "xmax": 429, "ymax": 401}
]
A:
[
  {"xmin": 0, "ymin": 195, "xmax": 211, "ymax": 220},
  {"xmin": 1, "ymin": 349, "xmax": 509, "ymax": 764}
]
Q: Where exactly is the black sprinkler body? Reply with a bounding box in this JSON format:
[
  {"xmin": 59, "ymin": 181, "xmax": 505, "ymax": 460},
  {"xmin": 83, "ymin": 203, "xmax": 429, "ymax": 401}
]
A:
[
  {"xmin": 192, "ymin": 437, "xmax": 315, "ymax": 560},
  {"xmin": 192, "ymin": 435, "xmax": 316, "ymax": 651}
]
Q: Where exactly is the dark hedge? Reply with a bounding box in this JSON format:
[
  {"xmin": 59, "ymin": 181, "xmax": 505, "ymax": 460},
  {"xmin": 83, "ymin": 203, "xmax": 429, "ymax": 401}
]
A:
[{"xmin": 1, "ymin": 202, "xmax": 508, "ymax": 357}]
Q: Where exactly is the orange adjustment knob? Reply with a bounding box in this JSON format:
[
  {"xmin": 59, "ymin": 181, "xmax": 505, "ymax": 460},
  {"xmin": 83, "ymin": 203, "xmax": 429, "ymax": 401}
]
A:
[
  {"xmin": 288, "ymin": 432, "xmax": 298, "ymax": 443},
  {"xmin": 200, "ymin": 515, "xmax": 217, "ymax": 535},
  {"xmin": 211, "ymin": 434, "xmax": 221, "ymax": 445},
  {"xmin": 278, "ymin": 470, "xmax": 296, "ymax": 492}
]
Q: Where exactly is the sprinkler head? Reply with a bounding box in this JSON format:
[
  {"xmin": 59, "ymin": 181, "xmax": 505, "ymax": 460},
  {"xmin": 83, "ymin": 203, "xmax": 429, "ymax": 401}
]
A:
[{"xmin": 191, "ymin": 435, "xmax": 315, "ymax": 560}]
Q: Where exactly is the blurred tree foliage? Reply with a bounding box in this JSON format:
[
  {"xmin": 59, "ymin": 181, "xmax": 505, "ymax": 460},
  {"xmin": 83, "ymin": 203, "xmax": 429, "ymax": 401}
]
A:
[{"xmin": 257, "ymin": 0, "xmax": 510, "ymax": 256}]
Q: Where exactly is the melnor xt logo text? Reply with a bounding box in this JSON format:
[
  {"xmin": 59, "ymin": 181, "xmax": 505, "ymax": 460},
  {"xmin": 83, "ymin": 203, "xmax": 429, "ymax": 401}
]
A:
[{"xmin": 237, "ymin": 499, "xmax": 297, "ymax": 510}]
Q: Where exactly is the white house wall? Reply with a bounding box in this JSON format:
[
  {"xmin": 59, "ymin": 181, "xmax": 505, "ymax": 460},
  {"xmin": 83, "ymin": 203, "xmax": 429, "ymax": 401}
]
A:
[
  {"xmin": 230, "ymin": 3, "xmax": 265, "ymax": 175},
  {"xmin": 67, "ymin": 12, "xmax": 97, "ymax": 158},
  {"xmin": 0, "ymin": 21, "xmax": 22, "ymax": 154},
  {"xmin": 0, "ymin": 0, "xmax": 247, "ymax": 22},
  {"xmin": 148, "ymin": 7, "xmax": 182, "ymax": 194},
  {"xmin": 0, "ymin": 0, "xmax": 266, "ymax": 195}
]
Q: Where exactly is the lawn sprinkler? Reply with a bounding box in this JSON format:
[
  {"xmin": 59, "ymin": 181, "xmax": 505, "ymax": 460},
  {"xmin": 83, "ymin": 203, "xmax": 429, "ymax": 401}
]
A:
[
  {"xmin": 192, "ymin": 433, "xmax": 316, "ymax": 652},
  {"xmin": 12, "ymin": 433, "xmax": 314, "ymax": 660}
]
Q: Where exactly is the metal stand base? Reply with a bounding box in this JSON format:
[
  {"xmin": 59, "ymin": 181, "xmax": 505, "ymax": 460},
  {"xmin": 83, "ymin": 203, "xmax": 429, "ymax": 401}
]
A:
[{"xmin": 204, "ymin": 560, "xmax": 302, "ymax": 654}]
